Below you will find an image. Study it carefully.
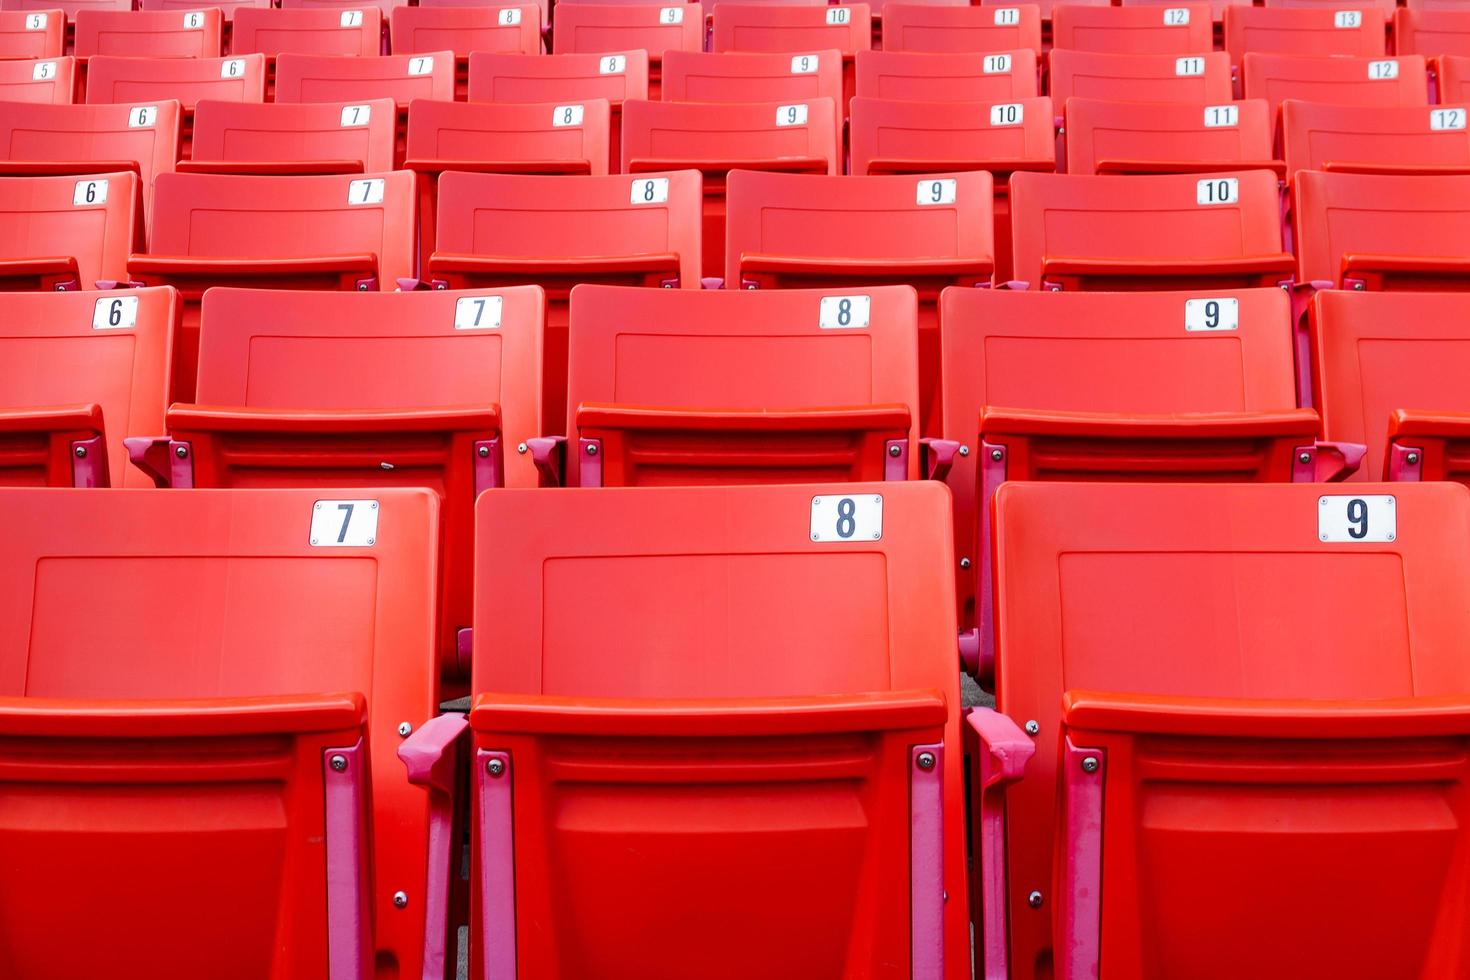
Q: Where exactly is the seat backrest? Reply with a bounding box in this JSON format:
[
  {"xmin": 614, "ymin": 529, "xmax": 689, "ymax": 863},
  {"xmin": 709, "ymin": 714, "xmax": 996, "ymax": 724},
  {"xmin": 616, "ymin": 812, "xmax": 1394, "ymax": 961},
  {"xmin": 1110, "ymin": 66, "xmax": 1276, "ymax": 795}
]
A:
[
  {"xmin": 992, "ymin": 479, "xmax": 1470, "ymax": 980},
  {"xmin": 1119, "ymin": 0, "xmax": 1251, "ymax": 22},
  {"xmin": 1048, "ymin": 48, "xmax": 1232, "ymax": 105},
  {"xmin": 420, "ymin": 0, "xmax": 547, "ymax": 28},
  {"xmin": 1314, "ymin": 290, "xmax": 1470, "ymax": 482},
  {"xmin": 1445, "ymin": 55, "xmax": 1470, "ymax": 103},
  {"xmin": 74, "ymin": 8, "xmax": 223, "ymax": 59},
  {"xmin": 1264, "ymin": 0, "xmax": 1396, "ymax": 8},
  {"xmin": 979, "ymin": 0, "xmax": 1105, "ymax": 21},
  {"xmin": 880, "ymin": 3, "xmax": 1041, "ymax": 54},
  {"xmin": 0, "ymin": 484, "xmax": 439, "ymax": 980},
  {"xmin": 406, "ymin": 98, "xmax": 610, "ymax": 175},
  {"xmin": 139, "ymin": 0, "xmax": 270, "ymax": 21},
  {"xmin": 85, "ymin": 53, "xmax": 266, "ymax": 109},
  {"xmin": 1008, "ymin": 170, "xmax": 1288, "ymax": 291},
  {"xmin": 274, "ymin": 50, "xmax": 454, "ymax": 106},
  {"xmin": 388, "ymin": 5, "xmax": 540, "ymax": 57},
  {"xmin": 1243, "ymin": 53, "xmax": 1428, "ymax": 117},
  {"xmin": 1394, "ymin": 7, "xmax": 1470, "ymax": 57},
  {"xmin": 467, "ymin": 49, "xmax": 649, "ymax": 104},
  {"xmin": 1281, "ymin": 100, "xmax": 1470, "ymax": 182},
  {"xmin": 1224, "ymin": 6, "xmax": 1386, "ymax": 62},
  {"xmin": 0, "ymin": 0, "xmax": 127, "ymax": 16},
  {"xmin": 0, "ymin": 55, "xmax": 74, "ymax": 105},
  {"xmin": 188, "ymin": 98, "xmax": 395, "ymax": 174},
  {"xmin": 854, "ymin": 49, "xmax": 1039, "ymax": 101},
  {"xmin": 849, "ymin": 95, "xmax": 1054, "ymax": 175},
  {"xmin": 279, "ymin": 0, "xmax": 406, "ymax": 14},
  {"xmin": 471, "ymin": 479, "xmax": 967, "ymax": 978},
  {"xmin": 711, "ymin": 3, "xmax": 871, "ymax": 54},
  {"xmin": 230, "ymin": 6, "xmax": 381, "ymax": 57},
  {"xmin": 147, "ymin": 169, "xmax": 415, "ymax": 285},
  {"xmin": 551, "ymin": 3, "xmax": 703, "ymax": 61},
  {"xmin": 1051, "ymin": 2, "xmax": 1212, "ymax": 54},
  {"xmin": 660, "ymin": 49, "xmax": 844, "ymax": 133},
  {"xmin": 0, "ymin": 286, "xmax": 173, "ymax": 488},
  {"xmin": 0, "ymin": 8, "xmax": 64, "ymax": 58},
  {"xmin": 1292, "ymin": 169, "xmax": 1470, "ymax": 289},
  {"xmin": 1064, "ymin": 98, "xmax": 1273, "ymax": 175},
  {"xmin": 620, "ymin": 97, "xmax": 840, "ymax": 175},
  {"xmin": 0, "ymin": 170, "xmax": 137, "ymax": 287}
]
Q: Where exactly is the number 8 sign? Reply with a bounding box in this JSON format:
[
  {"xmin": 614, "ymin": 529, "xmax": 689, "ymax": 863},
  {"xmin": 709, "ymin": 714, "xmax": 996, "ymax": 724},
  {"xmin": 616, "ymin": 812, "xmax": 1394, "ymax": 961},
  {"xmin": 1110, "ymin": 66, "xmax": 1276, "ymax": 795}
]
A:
[{"xmin": 810, "ymin": 495, "xmax": 883, "ymax": 542}]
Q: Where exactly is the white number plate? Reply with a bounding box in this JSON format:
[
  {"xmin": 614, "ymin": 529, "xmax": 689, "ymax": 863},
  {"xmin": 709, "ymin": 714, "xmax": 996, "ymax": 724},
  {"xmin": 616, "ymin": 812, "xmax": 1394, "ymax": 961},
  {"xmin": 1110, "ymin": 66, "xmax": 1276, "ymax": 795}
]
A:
[
  {"xmin": 1368, "ymin": 60, "xmax": 1398, "ymax": 80},
  {"xmin": 600, "ymin": 55, "xmax": 626, "ymax": 74},
  {"xmin": 129, "ymin": 105, "xmax": 158, "ymax": 128},
  {"xmin": 1203, "ymin": 104, "xmax": 1238, "ymax": 127},
  {"xmin": 631, "ymin": 177, "xmax": 668, "ymax": 204},
  {"xmin": 990, "ymin": 102, "xmax": 1023, "ymax": 126},
  {"xmin": 1184, "ymin": 297, "xmax": 1238, "ymax": 331},
  {"xmin": 776, "ymin": 103, "xmax": 808, "ymax": 126},
  {"xmin": 811, "ymin": 494, "xmax": 883, "ymax": 542},
  {"xmin": 340, "ymin": 104, "xmax": 371, "ymax": 127},
  {"xmin": 819, "ymin": 295, "xmax": 869, "ymax": 329},
  {"xmin": 553, "ymin": 104, "xmax": 584, "ymax": 127},
  {"xmin": 826, "ymin": 6, "xmax": 850, "ymax": 24},
  {"xmin": 1318, "ymin": 495, "xmax": 1395, "ymax": 543},
  {"xmin": 791, "ymin": 54, "xmax": 818, "ymax": 74},
  {"xmin": 340, "ymin": 9, "xmax": 363, "ymax": 26},
  {"xmin": 1333, "ymin": 9, "xmax": 1361, "ymax": 28},
  {"xmin": 33, "ymin": 61, "xmax": 57, "ymax": 81},
  {"xmin": 73, "ymin": 179, "xmax": 107, "ymax": 206},
  {"xmin": 498, "ymin": 7, "xmax": 521, "ymax": 25},
  {"xmin": 182, "ymin": 10, "xmax": 205, "ymax": 28},
  {"xmin": 408, "ymin": 56, "xmax": 434, "ymax": 76},
  {"xmin": 1163, "ymin": 7, "xmax": 1189, "ymax": 24},
  {"xmin": 661, "ymin": 5, "xmax": 684, "ymax": 23},
  {"xmin": 1432, "ymin": 108, "xmax": 1466, "ymax": 131},
  {"xmin": 93, "ymin": 295, "xmax": 138, "ymax": 330},
  {"xmin": 983, "ymin": 53, "xmax": 1011, "ymax": 74},
  {"xmin": 311, "ymin": 499, "xmax": 379, "ymax": 547},
  {"xmin": 25, "ymin": 12, "xmax": 46, "ymax": 29},
  {"xmin": 454, "ymin": 295, "xmax": 503, "ymax": 329},
  {"xmin": 993, "ymin": 7, "xmax": 1020, "ymax": 25},
  {"xmin": 918, "ymin": 178, "xmax": 956, "ymax": 205},
  {"xmin": 1197, "ymin": 177, "xmax": 1238, "ymax": 205},
  {"xmin": 220, "ymin": 58, "xmax": 246, "ymax": 78},
  {"xmin": 348, "ymin": 178, "xmax": 384, "ymax": 204},
  {"xmin": 1175, "ymin": 56, "xmax": 1204, "ymax": 77}
]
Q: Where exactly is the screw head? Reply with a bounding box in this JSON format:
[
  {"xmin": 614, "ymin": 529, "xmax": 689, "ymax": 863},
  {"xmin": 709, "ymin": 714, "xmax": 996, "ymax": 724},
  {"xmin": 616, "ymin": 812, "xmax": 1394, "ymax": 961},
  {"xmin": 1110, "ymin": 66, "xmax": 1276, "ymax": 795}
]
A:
[
  {"xmin": 888, "ymin": 444, "xmax": 902, "ymax": 457},
  {"xmin": 990, "ymin": 449, "xmax": 1004, "ymax": 461},
  {"xmin": 585, "ymin": 443, "xmax": 598, "ymax": 456},
  {"xmin": 1353, "ymin": 281, "xmax": 1366, "ymax": 291},
  {"xmin": 1024, "ymin": 720, "xmax": 1040, "ymax": 736},
  {"xmin": 357, "ymin": 282, "xmax": 369, "ymax": 292},
  {"xmin": 1407, "ymin": 452, "xmax": 1420, "ymax": 465},
  {"xmin": 393, "ymin": 891, "xmax": 408, "ymax": 909},
  {"xmin": 329, "ymin": 754, "xmax": 347, "ymax": 772},
  {"xmin": 1081, "ymin": 756, "xmax": 1099, "ymax": 773},
  {"xmin": 174, "ymin": 445, "xmax": 188, "ymax": 458},
  {"xmin": 477, "ymin": 445, "xmax": 490, "ymax": 458},
  {"xmin": 517, "ymin": 442, "xmax": 528, "ymax": 455},
  {"xmin": 959, "ymin": 557, "xmax": 972, "ymax": 570},
  {"xmin": 487, "ymin": 758, "xmax": 505, "ymax": 777},
  {"xmin": 1298, "ymin": 452, "xmax": 1312, "ymax": 464},
  {"xmin": 73, "ymin": 445, "xmax": 87, "ymax": 458},
  {"xmin": 916, "ymin": 751, "xmax": 937, "ymax": 771},
  {"xmin": 397, "ymin": 721, "xmax": 412, "ymax": 737},
  {"xmin": 1027, "ymin": 891, "xmax": 1043, "ymax": 908},
  {"xmin": 958, "ymin": 445, "xmax": 970, "ymax": 457}
]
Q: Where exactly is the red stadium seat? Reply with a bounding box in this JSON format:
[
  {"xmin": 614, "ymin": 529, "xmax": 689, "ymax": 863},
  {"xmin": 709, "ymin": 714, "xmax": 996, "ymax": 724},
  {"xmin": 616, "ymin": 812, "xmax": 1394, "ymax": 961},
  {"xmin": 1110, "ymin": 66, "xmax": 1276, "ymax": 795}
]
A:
[
  {"xmin": 0, "ymin": 170, "xmax": 137, "ymax": 289},
  {"xmin": 127, "ymin": 286, "xmax": 544, "ymax": 680},
  {"xmin": 468, "ymin": 50, "xmax": 646, "ymax": 173},
  {"xmin": 184, "ymin": 97, "xmax": 396, "ymax": 175},
  {"xmin": 1444, "ymin": 54, "xmax": 1470, "ymax": 102},
  {"xmin": 85, "ymin": 54, "xmax": 265, "ymax": 155},
  {"xmin": 424, "ymin": 169, "xmax": 701, "ymax": 433},
  {"xmin": 1293, "ymin": 170, "xmax": 1470, "ymax": 291},
  {"xmin": 0, "ymin": 55, "xmax": 75, "ymax": 104},
  {"xmin": 1048, "ymin": 48, "xmax": 1233, "ymax": 106},
  {"xmin": 975, "ymin": 480, "xmax": 1470, "ymax": 980},
  {"xmin": 552, "ymin": 3, "xmax": 703, "ymax": 98},
  {"xmin": 1314, "ymin": 290, "xmax": 1470, "ymax": 483},
  {"xmin": 980, "ymin": 0, "xmax": 1105, "ymax": 23},
  {"xmin": 1281, "ymin": 100, "xmax": 1470, "ymax": 182},
  {"xmin": 421, "ymin": 0, "xmax": 548, "ymax": 29},
  {"xmin": 74, "ymin": 8, "xmax": 223, "ymax": 60},
  {"xmin": 1395, "ymin": 7, "xmax": 1470, "ymax": 59},
  {"xmin": 938, "ymin": 287, "xmax": 1355, "ymax": 652},
  {"xmin": 130, "ymin": 170, "xmax": 416, "ymax": 400},
  {"xmin": 390, "ymin": 4, "xmax": 539, "ymax": 98},
  {"xmin": 0, "ymin": 7, "xmax": 63, "ymax": 58},
  {"xmin": 726, "ymin": 169, "xmax": 993, "ymax": 436},
  {"xmin": 229, "ymin": 6, "xmax": 381, "ymax": 57},
  {"xmin": 1243, "ymin": 53, "xmax": 1429, "ymax": 118},
  {"xmin": 0, "ymin": 0, "xmax": 127, "ymax": 52},
  {"xmin": 711, "ymin": 3, "xmax": 870, "ymax": 109},
  {"xmin": 1224, "ymin": 6, "xmax": 1386, "ymax": 66},
  {"xmin": 854, "ymin": 49, "xmax": 1039, "ymax": 101},
  {"xmin": 281, "ymin": 0, "xmax": 404, "ymax": 14},
  {"xmin": 464, "ymin": 481, "xmax": 969, "ymax": 980},
  {"xmin": 141, "ymin": 0, "xmax": 270, "ymax": 20},
  {"xmin": 0, "ymin": 485, "xmax": 448, "ymax": 980},
  {"xmin": 1121, "ymin": 0, "xmax": 1250, "ymax": 22},
  {"xmin": 1266, "ymin": 0, "xmax": 1395, "ymax": 8},
  {"xmin": 1008, "ymin": 170, "xmax": 1294, "ymax": 291},
  {"xmin": 879, "ymin": 3, "xmax": 1042, "ymax": 55},
  {"xmin": 1051, "ymin": 2, "xmax": 1213, "ymax": 54},
  {"xmin": 661, "ymin": 49, "xmax": 845, "ymax": 135},
  {"xmin": 621, "ymin": 98, "xmax": 838, "ymax": 277},
  {"xmin": 1064, "ymin": 98, "xmax": 1277, "ymax": 175},
  {"xmin": 558, "ymin": 284, "xmax": 920, "ymax": 487},
  {"xmin": 0, "ymin": 286, "xmax": 173, "ymax": 487}
]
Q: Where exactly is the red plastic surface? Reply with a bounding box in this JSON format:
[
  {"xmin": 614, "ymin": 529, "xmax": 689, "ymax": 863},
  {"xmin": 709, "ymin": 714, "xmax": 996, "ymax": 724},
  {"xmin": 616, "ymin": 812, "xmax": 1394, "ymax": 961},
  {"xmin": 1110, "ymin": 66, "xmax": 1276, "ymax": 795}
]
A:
[
  {"xmin": 1244, "ymin": 53, "xmax": 1428, "ymax": 118},
  {"xmin": 140, "ymin": 0, "xmax": 269, "ymax": 21},
  {"xmin": 74, "ymin": 7, "xmax": 222, "ymax": 59},
  {"xmin": 0, "ymin": 0, "xmax": 127, "ymax": 18},
  {"xmin": 1225, "ymin": 6, "xmax": 1387, "ymax": 64},
  {"xmin": 980, "ymin": 0, "xmax": 1106, "ymax": 22},
  {"xmin": 552, "ymin": 2, "xmax": 702, "ymax": 98},
  {"xmin": 880, "ymin": 3, "xmax": 1041, "ymax": 54},
  {"xmin": 1065, "ymin": 97, "xmax": 1275, "ymax": 176},
  {"xmin": 85, "ymin": 52, "xmax": 266, "ymax": 110},
  {"xmin": 1396, "ymin": 7, "xmax": 1470, "ymax": 58},
  {"xmin": 1121, "ymin": 0, "xmax": 1251, "ymax": 22},
  {"xmin": 229, "ymin": 6, "xmax": 380, "ymax": 57},
  {"xmin": 0, "ymin": 286, "xmax": 174, "ymax": 488},
  {"xmin": 187, "ymin": 97, "xmax": 396, "ymax": 175},
  {"xmin": 855, "ymin": 49, "xmax": 1039, "ymax": 102},
  {"xmin": 0, "ymin": 55, "xmax": 72, "ymax": 105},
  {"xmin": 1444, "ymin": 54, "xmax": 1470, "ymax": 102},
  {"xmin": 0, "ymin": 7, "xmax": 64, "ymax": 58},
  {"xmin": 1281, "ymin": 100, "xmax": 1470, "ymax": 182},
  {"xmin": 1048, "ymin": 48, "xmax": 1233, "ymax": 106},
  {"xmin": 469, "ymin": 481, "xmax": 968, "ymax": 980},
  {"xmin": 0, "ymin": 169, "xmax": 138, "ymax": 289},
  {"xmin": 661, "ymin": 48, "xmax": 844, "ymax": 135},
  {"xmin": 850, "ymin": 96, "xmax": 1054, "ymax": 177},
  {"xmin": 711, "ymin": 2, "xmax": 871, "ymax": 54},
  {"xmin": 389, "ymin": 4, "xmax": 540, "ymax": 58},
  {"xmin": 1051, "ymin": 3, "xmax": 1212, "ymax": 54},
  {"xmin": 274, "ymin": 49, "xmax": 454, "ymax": 106}
]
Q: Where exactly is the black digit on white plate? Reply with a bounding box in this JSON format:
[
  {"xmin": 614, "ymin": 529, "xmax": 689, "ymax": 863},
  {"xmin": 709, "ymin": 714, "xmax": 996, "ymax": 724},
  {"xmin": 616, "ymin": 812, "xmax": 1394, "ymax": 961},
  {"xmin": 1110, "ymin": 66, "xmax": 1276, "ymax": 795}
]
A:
[
  {"xmin": 25, "ymin": 12, "xmax": 45, "ymax": 28},
  {"xmin": 826, "ymin": 6, "xmax": 850, "ymax": 23},
  {"xmin": 1175, "ymin": 56, "xmax": 1204, "ymax": 76},
  {"xmin": 130, "ymin": 105, "xmax": 158, "ymax": 128},
  {"xmin": 630, "ymin": 177, "xmax": 669, "ymax": 204},
  {"xmin": 183, "ymin": 10, "xmax": 204, "ymax": 28},
  {"xmin": 1163, "ymin": 7, "xmax": 1189, "ymax": 25},
  {"xmin": 993, "ymin": 7, "xmax": 1019, "ymax": 25},
  {"xmin": 983, "ymin": 54, "xmax": 1011, "ymax": 74},
  {"xmin": 1203, "ymin": 104, "xmax": 1237, "ymax": 128},
  {"xmin": 73, "ymin": 179, "xmax": 107, "ymax": 206},
  {"xmin": 918, "ymin": 178, "xmax": 956, "ymax": 206},
  {"xmin": 348, "ymin": 178, "xmax": 384, "ymax": 205},
  {"xmin": 989, "ymin": 103, "xmax": 1022, "ymax": 126},
  {"xmin": 1368, "ymin": 60, "xmax": 1398, "ymax": 80},
  {"xmin": 454, "ymin": 295, "xmax": 503, "ymax": 329},
  {"xmin": 221, "ymin": 59, "xmax": 244, "ymax": 78},
  {"xmin": 33, "ymin": 61, "xmax": 55, "ymax": 81},
  {"xmin": 1333, "ymin": 9, "xmax": 1361, "ymax": 28},
  {"xmin": 777, "ymin": 104, "xmax": 808, "ymax": 126},
  {"xmin": 1184, "ymin": 297, "xmax": 1238, "ymax": 331},
  {"xmin": 340, "ymin": 9, "xmax": 363, "ymax": 26},
  {"xmin": 408, "ymin": 56, "xmax": 433, "ymax": 76},
  {"xmin": 1431, "ymin": 108, "xmax": 1465, "ymax": 131},
  {"xmin": 1318, "ymin": 495, "xmax": 1396, "ymax": 543},
  {"xmin": 499, "ymin": 7, "xmax": 521, "ymax": 25},
  {"xmin": 601, "ymin": 55, "xmax": 625, "ymax": 74},
  {"xmin": 809, "ymin": 494, "xmax": 883, "ymax": 542},
  {"xmin": 92, "ymin": 295, "xmax": 138, "ymax": 330},
  {"xmin": 791, "ymin": 54, "xmax": 817, "ymax": 74},
  {"xmin": 1196, "ymin": 177, "xmax": 1237, "ymax": 205},
  {"xmin": 818, "ymin": 294, "xmax": 870, "ymax": 329},
  {"xmin": 310, "ymin": 499, "xmax": 380, "ymax": 547},
  {"xmin": 661, "ymin": 6, "xmax": 683, "ymax": 22},
  {"xmin": 341, "ymin": 104, "xmax": 370, "ymax": 127},
  {"xmin": 553, "ymin": 104, "xmax": 584, "ymax": 127}
]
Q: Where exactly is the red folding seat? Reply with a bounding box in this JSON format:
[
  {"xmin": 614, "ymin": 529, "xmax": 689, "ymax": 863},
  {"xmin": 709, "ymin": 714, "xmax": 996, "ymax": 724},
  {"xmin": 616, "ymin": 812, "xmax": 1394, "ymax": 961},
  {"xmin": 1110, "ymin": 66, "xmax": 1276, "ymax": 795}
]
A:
[
  {"xmin": 1443, "ymin": 53, "xmax": 1470, "ymax": 102},
  {"xmin": 130, "ymin": 170, "xmax": 415, "ymax": 400},
  {"xmin": 937, "ymin": 287, "xmax": 1355, "ymax": 654},
  {"xmin": 126, "ymin": 286, "xmax": 543, "ymax": 682},
  {"xmin": 405, "ymin": 98, "xmax": 612, "ymax": 269},
  {"xmin": 420, "ymin": 0, "xmax": 548, "ymax": 31},
  {"xmin": 85, "ymin": 54, "xmax": 265, "ymax": 155},
  {"xmin": 1064, "ymin": 98, "xmax": 1276, "ymax": 175},
  {"xmin": 553, "ymin": 284, "xmax": 919, "ymax": 487},
  {"xmin": 468, "ymin": 50, "xmax": 647, "ymax": 173},
  {"xmin": 981, "ymin": 0, "xmax": 1106, "ymax": 24},
  {"xmin": 0, "ymin": 485, "xmax": 452, "ymax": 980},
  {"xmin": 848, "ymin": 95, "xmax": 1052, "ymax": 279},
  {"xmin": 1281, "ymin": 100, "xmax": 1470, "ymax": 182},
  {"xmin": 74, "ymin": 8, "xmax": 223, "ymax": 60},
  {"xmin": 621, "ymin": 98, "xmax": 838, "ymax": 278},
  {"xmin": 0, "ymin": 170, "xmax": 137, "ymax": 289},
  {"xmin": 879, "ymin": 2, "xmax": 1042, "ymax": 55},
  {"xmin": 229, "ymin": 6, "xmax": 381, "ymax": 57},
  {"xmin": 710, "ymin": 3, "xmax": 870, "ymax": 109},
  {"xmin": 1408, "ymin": 0, "xmax": 1470, "ymax": 9},
  {"xmin": 552, "ymin": 3, "xmax": 703, "ymax": 98},
  {"xmin": 1121, "ymin": 0, "xmax": 1250, "ymax": 21},
  {"xmin": 661, "ymin": 48, "xmax": 845, "ymax": 135},
  {"xmin": 1048, "ymin": 49, "xmax": 1233, "ymax": 106},
  {"xmin": 461, "ymin": 481, "xmax": 970, "ymax": 980},
  {"xmin": 281, "ymin": 0, "xmax": 404, "ymax": 14},
  {"xmin": 183, "ymin": 97, "xmax": 396, "ymax": 175},
  {"xmin": 0, "ymin": 287, "xmax": 173, "ymax": 488},
  {"xmin": 854, "ymin": 48, "xmax": 1039, "ymax": 101},
  {"xmin": 726, "ymin": 169, "xmax": 992, "ymax": 436},
  {"xmin": 1265, "ymin": 0, "xmax": 1395, "ymax": 8},
  {"xmin": 0, "ymin": 7, "xmax": 63, "ymax": 58},
  {"xmin": 390, "ymin": 6, "xmax": 540, "ymax": 98},
  {"xmin": 423, "ymin": 169, "xmax": 701, "ymax": 433},
  {"xmin": 1051, "ymin": 2, "xmax": 1213, "ymax": 54},
  {"xmin": 0, "ymin": 0, "xmax": 127, "ymax": 53},
  {"xmin": 0, "ymin": 54, "xmax": 73, "ymax": 103},
  {"xmin": 1009, "ymin": 169, "xmax": 1294, "ymax": 291},
  {"xmin": 972, "ymin": 480, "xmax": 1470, "ymax": 980},
  {"xmin": 1395, "ymin": 7, "xmax": 1470, "ymax": 58},
  {"xmin": 1224, "ymin": 6, "xmax": 1386, "ymax": 67},
  {"xmin": 140, "ymin": 0, "xmax": 270, "ymax": 19},
  {"xmin": 1243, "ymin": 53, "xmax": 1429, "ymax": 118}
]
